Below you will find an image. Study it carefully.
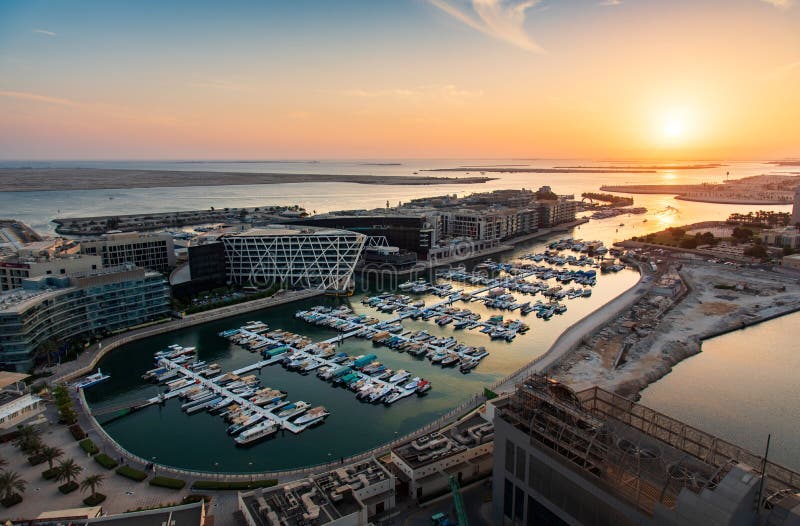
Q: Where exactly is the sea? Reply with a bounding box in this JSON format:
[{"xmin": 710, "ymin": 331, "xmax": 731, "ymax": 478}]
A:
[{"xmin": 1, "ymin": 159, "xmax": 796, "ymax": 472}]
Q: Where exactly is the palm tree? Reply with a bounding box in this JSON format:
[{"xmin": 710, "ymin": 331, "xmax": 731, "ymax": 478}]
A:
[
  {"xmin": 40, "ymin": 446, "xmax": 64, "ymax": 471},
  {"xmin": 14, "ymin": 425, "xmax": 42, "ymax": 454},
  {"xmin": 80, "ymin": 473, "xmax": 104, "ymax": 500},
  {"xmin": 0, "ymin": 471, "xmax": 27, "ymax": 502},
  {"xmin": 0, "ymin": 457, "xmax": 7, "ymax": 470},
  {"xmin": 55, "ymin": 458, "xmax": 83, "ymax": 487}
]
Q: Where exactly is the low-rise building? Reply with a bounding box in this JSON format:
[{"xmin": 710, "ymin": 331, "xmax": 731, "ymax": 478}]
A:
[
  {"xmin": 782, "ymin": 253, "xmax": 800, "ymax": 270},
  {"xmin": 391, "ymin": 413, "xmax": 494, "ymax": 501},
  {"xmin": 491, "ymin": 375, "xmax": 800, "ymax": 525},
  {"xmin": 0, "ymin": 266, "xmax": 171, "ymax": 371},
  {"xmin": 238, "ymin": 458, "xmax": 394, "ymax": 526},
  {"xmin": 79, "ymin": 231, "xmax": 176, "ymax": 272},
  {"xmin": 761, "ymin": 226, "xmax": 800, "ymax": 250},
  {"xmin": 0, "ymin": 371, "xmax": 45, "ymax": 429},
  {"xmin": 0, "ymin": 238, "xmax": 100, "ymax": 291},
  {"xmin": 15, "ymin": 500, "xmax": 206, "ymax": 525}
]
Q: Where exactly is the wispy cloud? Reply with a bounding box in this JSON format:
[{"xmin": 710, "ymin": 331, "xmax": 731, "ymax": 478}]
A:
[
  {"xmin": 599, "ymin": 0, "xmax": 622, "ymax": 5},
  {"xmin": 187, "ymin": 79, "xmax": 252, "ymax": 92},
  {"xmin": 0, "ymin": 90, "xmax": 77, "ymax": 107},
  {"xmin": 760, "ymin": 0, "xmax": 793, "ymax": 8},
  {"xmin": 427, "ymin": 0, "xmax": 543, "ymax": 53},
  {"xmin": 33, "ymin": 29, "xmax": 57, "ymax": 37},
  {"xmin": 340, "ymin": 84, "xmax": 483, "ymax": 103}
]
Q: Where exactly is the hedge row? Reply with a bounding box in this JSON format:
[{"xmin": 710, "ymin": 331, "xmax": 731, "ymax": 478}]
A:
[
  {"xmin": 59, "ymin": 481, "xmax": 79, "ymax": 494},
  {"xmin": 94, "ymin": 453, "xmax": 119, "ymax": 470},
  {"xmin": 116, "ymin": 465, "xmax": 148, "ymax": 482},
  {"xmin": 79, "ymin": 439, "xmax": 99, "ymax": 455},
  {"xmin": 83, "ymin": 493, "xmax": 107, "ymax": 506},
  {"xmin": 69, "ymin": 424, "xmax": 87, "ymax": 441},
  {"xmin": 191, "ymin": 479, "xmax": 277, "ymax": 490},
  {"xmin": 149, "ymin": 476, "xmax": 186, "ymax": 490}
]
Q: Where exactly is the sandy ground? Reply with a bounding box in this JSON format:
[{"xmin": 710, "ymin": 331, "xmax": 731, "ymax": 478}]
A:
[
  {"xmin": 0, "ymin": 168, "xmax": 494, "ymax": 192},
  {"xmin": 554, "ymin": 262, "xmax": 800, "ymax": 396}
]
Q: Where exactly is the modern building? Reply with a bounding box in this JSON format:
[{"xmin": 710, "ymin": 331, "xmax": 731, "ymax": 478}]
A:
[
  {"xmin": 79, "ymin": 232, "xmax": 176, "ymax": 272},
  {"xmin": 536, "ymin": 198, "xmax": 579, "ymax": 228},
  {"xmin": 0, "ymin": 266, "xmax": 171, "ymax": 371},
  {"xmin": 0, "ymin": 371, "xmax": 45, "ymax": 429},
  {"xmin": 761, "ymin": 226, "xmax": 800, "ymax": 250},
  {"xmin": 0, "ymin": 237, "xmax": 100, "ymax": 291},
  {"xmin": 782, "ymin": 253, "xmax": 800, "ymax": 270},
  {"xmin": 448, "ymin": 207, "xmax": 538, "ymax": 242},
  {"xmin": 491, "ymin": 375, "xmax": 800, "ymax": 525},
  {"xmin": 238, "ymin": 458, "xmax": 395, "ymax": 525},
  {"xmin": 290, "ymin": 215, "xmax": 437, "ymax": 259},
  {"xmin": 391, "ymin": 413, "xmax": 494, "ymax": 501},
  {"xmin": 221, "ymin": 226, "xmax": 366, "ymax": 293},
  {"xmin": 170, "ymin": 241, "xmax": 228, "ymax": 299},
  {"xmin": 792, "ymin": 186, "xmax": 800, "ymax": 226}
]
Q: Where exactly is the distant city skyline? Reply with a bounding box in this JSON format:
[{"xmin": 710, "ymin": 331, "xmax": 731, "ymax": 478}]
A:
[{"xmin": 1, "ymin": 0, "xmax": 799, "ymax": 160}]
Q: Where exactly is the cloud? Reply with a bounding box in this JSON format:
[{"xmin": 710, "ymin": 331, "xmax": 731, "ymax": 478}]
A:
[
  {"xmin": 187, "ymin": 79, "xmax": 252, "ymax": 92},
  {"xmin": 427, "ymin": 0, "xmax": 544, "ymax": 53},
  {"xmin": 599, "ymin": 0, "xmax": 622, "ymax": 5},
  {"xmin": 0, "ymin": 90, "xmax": 77, "ymax": 107},
  {"xmin": 760, "ymin": 0, "xmax": 793, "ymax": 7},
  {"xmin": 340, "ymin": 84, "xmax": 483, "ymax": 103},
  {"xmin": 33, "ymin": 29, "xmax": 57, "ymax": 37}
]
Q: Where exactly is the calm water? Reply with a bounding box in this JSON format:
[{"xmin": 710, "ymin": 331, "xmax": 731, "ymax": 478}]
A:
[
  {"xmin": 1, "ymin": 158, "xmax": 796, "ymax": 472},
  {"xmin": 639, "ymin": 313, "xmax": 800, "ymax": 471},
  {"xmin": 83, "ymin": 236, "xmax": 639, "ymax": 472}
]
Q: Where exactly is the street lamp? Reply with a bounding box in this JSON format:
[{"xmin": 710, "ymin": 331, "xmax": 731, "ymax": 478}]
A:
[{"xmin": 248, "ymin": 461, "xmax": 253, "ymax": 484}]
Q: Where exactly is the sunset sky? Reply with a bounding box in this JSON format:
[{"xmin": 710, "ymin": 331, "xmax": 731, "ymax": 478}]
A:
[{"xmin": 1, "ymin": 0, "xmax": 798, "ymax": 160}]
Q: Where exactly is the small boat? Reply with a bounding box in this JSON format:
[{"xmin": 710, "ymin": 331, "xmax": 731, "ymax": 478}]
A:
[
  {"xmin": 277, "ymin": 401, "xmax": 310, "ymax": 419},
  {"xmin": 235, "ymin": 421, "xmax": 278, "ymax": 446},
  {"xmin": 416, "ymin": 380, "xmax": 431, "ymax": 394},
  {"xmin": 293, "ymin": 406, "xmax": 329, "ymax": 426},
  {"xmin": 74, "ymin": 369, "xmax": 110, "ymax": 390}
]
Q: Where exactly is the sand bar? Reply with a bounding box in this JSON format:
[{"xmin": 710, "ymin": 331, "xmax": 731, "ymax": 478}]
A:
[{"xmin": 0, "ymin": 168, "xmax": 495, "ymax": 192}]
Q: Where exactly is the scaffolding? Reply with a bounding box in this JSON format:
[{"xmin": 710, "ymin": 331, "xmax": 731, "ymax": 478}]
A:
[{"xmin": 500, "ymin": 375, "xmax": 800, "ymax": 517}]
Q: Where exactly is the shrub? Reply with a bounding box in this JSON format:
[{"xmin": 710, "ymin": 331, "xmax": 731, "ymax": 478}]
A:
[
  {"xmin": 79, "ymin": 439, "xmax": 99, "ymax": 455},
  {"xmin": 94, "ymin": 453, "xmax": 119, "ymax": 469},
  {"xmin": 42, "ymin": 468, "xmax": 59, "ymax": 480},
  {"xmin": 191, "ymin": 479, "xmax": 277, "ymax": 490},
  {"xmin": 149, "ymin": 476, "xmax": 186, "ymax": 490},
  {"xmin": 59, "ymin": 481, "xmax": 79, "ymax": 494},
  {"xmin": 0, "ymin": 493, "xmax": 22, "ymax": 507},
  {"xmin": 116, "ymin": 465, "xmax": 148, "ymax": 482},
  {"xmin": 28, "ymin": 453, "xmax": 46, "ymax": 466},
  {"xmin": 83, "ymin": 493, "xmax": 107, "ymax": 506},
  {"xmin": 69, "ymin": 424, "xmax": 87, "ymax": 441}
]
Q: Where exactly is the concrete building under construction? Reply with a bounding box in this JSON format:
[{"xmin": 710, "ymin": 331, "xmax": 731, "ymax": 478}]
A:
[{"xmin": 491, "ymin": 375, "xmax": 800, "ymax": 525}]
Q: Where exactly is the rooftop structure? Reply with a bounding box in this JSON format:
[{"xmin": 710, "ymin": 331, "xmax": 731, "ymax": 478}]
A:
[
  {"xmin": 79, "ymin": 231, "xmax": 176, "ymax": 272},
  {"xmin": 221, "ymin": 225, "xmax": 366, "ymax": 293},
  {"xmin": 0, "ymin": 236, "xmax": 99, "ymax": 291},
  {"xmin": 239, "ymin": 458, "xmax": 395, "ymax": 526},
  {"xmin": 392, "ymin": 412, "xmax": 494, "ymax": 501},
  {"xmin": 492, "ymin": 375, "xmax": 800, "ymax": 525},
  {"xmin": 793, "ymin": 186, "xmax": 800, "ymax": 226},
  {"xmin": 0, "ymin": 372, "xmax": 45, "ymax": 429}
]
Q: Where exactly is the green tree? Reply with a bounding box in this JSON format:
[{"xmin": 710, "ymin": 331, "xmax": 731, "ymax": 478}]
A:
[
  {"xmin": 14, "ymin": 425, "xmax": 42, "ymax": 454},
  {"xmin": 80, "ymin": 473, "xmax": 104, "ymax": 500},
  {"xmin": 40, "ymin": 446, "xmax": 64, "ymax": 471},
  {"xmin": 55, "ymin": 458, "xmax": 83, "ymax": 486},
  {"xmin": 0, "ymin": 471, "xmax": 27, "ymax": 501}
]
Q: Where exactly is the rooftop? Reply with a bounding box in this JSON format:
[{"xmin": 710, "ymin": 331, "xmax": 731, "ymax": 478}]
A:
[
  {"xmin": 497, "ymin": 375, "xmax": 800, "ymax": 517},
  {"xmin": 224, "ymin": 225, "xmax": 360, "ymax": 238},
  {"xmin": 393, "ymin": 413, "xmax": 493, "ymax": 470},
  {"xmin": 240, "ymin": 458, "xmax": 392, "ymax": 526}
]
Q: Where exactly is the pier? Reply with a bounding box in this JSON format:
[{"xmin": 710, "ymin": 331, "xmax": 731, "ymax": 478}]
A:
[{"xmin": 158, "ymin": 356, "xmax": 313, "ymax": 434}]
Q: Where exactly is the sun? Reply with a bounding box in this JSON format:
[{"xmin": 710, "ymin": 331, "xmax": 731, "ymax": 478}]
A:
[{"xmin": 661, "ymin": 110, "xmax": 688, "ymax": 140}]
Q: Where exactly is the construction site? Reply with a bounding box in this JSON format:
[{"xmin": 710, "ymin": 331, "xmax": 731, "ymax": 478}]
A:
[{"xmin": 492, "ymin": 375, "xmax": 800, "ymax": 525}]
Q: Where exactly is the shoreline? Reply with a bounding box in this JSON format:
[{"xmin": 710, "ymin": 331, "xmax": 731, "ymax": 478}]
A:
[
  {"xmin": 550, "ymin": 252, "xmax": 800, "ymax": 400},
  {"xmin": 0, "ymin": 167, "xmax": 495, "ymax": 193}
]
